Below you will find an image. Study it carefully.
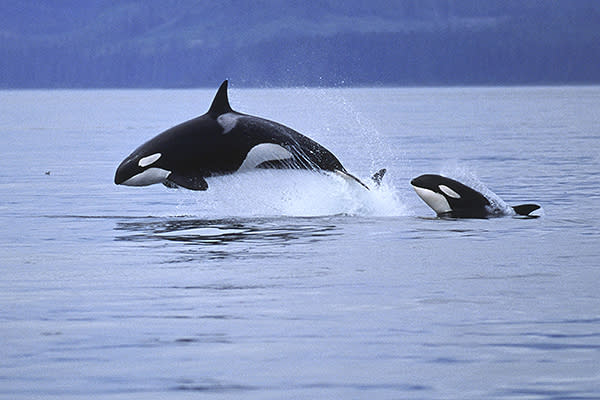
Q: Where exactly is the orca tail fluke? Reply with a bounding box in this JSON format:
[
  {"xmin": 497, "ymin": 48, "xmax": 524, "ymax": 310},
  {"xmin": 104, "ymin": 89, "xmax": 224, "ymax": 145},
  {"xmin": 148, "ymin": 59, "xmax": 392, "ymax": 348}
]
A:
[
  {"xmin": 371, "ymin": 168, "xmax": 387, "ymax": 186},
  {"xmin": 334, "ymin": 167, "xmax": 387, "ymax": 190},
  {"xmin": 512, "ymin": 203, "xmax": 541, "ymax": 218}
]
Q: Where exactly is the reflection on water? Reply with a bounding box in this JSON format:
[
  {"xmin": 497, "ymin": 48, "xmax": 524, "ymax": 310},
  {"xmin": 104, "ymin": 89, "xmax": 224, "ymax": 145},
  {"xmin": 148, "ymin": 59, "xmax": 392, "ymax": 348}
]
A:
[
  {"xmin": 114, "ymin": 216, "xmax": 340, "ymax": 262},
  {"xmin": 115, "ymin": 217, "xmax": 339, "ymax": 244}
]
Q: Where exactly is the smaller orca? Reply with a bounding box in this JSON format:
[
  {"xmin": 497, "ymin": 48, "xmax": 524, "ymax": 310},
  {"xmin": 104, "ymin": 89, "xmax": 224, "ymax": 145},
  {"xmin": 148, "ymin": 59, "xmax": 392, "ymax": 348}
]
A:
[{"xmin": 410, "ymin": 174, "xmax": 540, "ymax": 219}]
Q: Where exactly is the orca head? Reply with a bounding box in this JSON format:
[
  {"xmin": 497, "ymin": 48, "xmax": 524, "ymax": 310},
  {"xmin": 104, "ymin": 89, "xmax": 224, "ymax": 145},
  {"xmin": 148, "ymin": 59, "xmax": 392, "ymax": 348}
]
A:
[
  {"xmin": 114, "ymin": 147, "xmax": 170, "ymax": 187},
  {"xmin": 410, "ymin": 174, "xmax": 491, "ymax": 218},
  {"xmin": 115, "ymin": 80, "xmax": 235, "ymax": 188},
  {"xmin": 410, "ymin": 174, "xmax": 455, "ymax": 216}
]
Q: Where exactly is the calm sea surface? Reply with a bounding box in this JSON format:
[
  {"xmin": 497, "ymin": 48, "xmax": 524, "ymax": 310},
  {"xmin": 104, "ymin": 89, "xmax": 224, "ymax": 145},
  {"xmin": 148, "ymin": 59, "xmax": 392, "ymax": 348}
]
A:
[{"xmin": 1, "ymin": 86, "xmax": 599, "ymax": 399}]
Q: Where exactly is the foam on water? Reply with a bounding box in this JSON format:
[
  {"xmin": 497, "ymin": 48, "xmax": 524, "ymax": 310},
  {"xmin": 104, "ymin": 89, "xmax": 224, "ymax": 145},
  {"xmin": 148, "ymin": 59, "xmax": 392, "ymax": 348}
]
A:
[{"xmin": 173, "ymin": 170, "xmax": 407, "ymax": 218}]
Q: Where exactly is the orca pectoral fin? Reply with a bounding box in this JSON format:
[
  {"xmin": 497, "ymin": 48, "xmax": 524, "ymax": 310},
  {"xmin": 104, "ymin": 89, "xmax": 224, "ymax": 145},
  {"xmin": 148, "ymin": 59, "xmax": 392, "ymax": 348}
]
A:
[
  {"xmin": 166, "ymin": 173, "xmax": 209, "ymax": 191},
  {"xmin": 163, "ymin": 180, "xmax": 179, "ymax": 189},
  {"xmin": 371, "ymin": 168, "xmax": 387, "ymax": 186},
  {"xmin": 334, "ymin": 170, "xmax": 370, "ymax": 190},
  {"xmin": 512, "ymin": 203, "xmax": 541, "ymax": 218}
]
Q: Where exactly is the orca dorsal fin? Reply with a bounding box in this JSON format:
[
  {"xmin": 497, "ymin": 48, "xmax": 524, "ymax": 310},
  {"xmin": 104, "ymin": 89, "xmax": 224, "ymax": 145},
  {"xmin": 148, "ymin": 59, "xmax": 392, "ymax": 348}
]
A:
[{"xmin": 208, "ymin": 80, "xmax": 233, "ymax": 117}]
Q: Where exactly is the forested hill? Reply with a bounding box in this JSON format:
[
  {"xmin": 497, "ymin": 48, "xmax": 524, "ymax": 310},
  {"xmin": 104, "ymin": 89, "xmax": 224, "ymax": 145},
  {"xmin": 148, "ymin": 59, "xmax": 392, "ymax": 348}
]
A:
[{"xmin": 2, "ymin": 1, "xmax": 600, "ymax": 88}]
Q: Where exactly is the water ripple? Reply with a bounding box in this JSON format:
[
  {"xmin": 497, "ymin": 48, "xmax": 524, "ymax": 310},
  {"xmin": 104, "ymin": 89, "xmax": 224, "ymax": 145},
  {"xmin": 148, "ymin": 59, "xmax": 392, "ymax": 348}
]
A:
[{"xmin": 114, "ymin": 216, "xmax": 340, "ymax": 246}]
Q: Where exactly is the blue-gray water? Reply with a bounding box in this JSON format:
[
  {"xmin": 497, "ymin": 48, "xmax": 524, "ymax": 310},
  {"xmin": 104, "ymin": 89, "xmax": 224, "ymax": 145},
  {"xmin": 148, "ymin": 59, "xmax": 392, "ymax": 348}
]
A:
[{"xmin": 1, "ymin": 87, "xmax": 599, "ymax": 399}]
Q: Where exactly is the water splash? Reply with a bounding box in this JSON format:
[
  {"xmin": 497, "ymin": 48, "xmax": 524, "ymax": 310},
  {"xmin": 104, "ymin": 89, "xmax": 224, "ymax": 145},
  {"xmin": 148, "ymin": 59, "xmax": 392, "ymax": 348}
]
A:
[
  {"xmin": 316, "ymin": 89, "xmax": 401, "ymax": 174},
  {"xmin": 174, "ymin": 170, "xmax": 407, "ymax": 218}
]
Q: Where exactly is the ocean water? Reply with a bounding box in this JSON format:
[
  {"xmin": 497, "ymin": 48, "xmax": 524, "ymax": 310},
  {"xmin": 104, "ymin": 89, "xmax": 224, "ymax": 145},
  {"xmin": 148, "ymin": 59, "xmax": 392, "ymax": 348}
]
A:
[{"xmin": 1, "ymin": 86, "xmax": 599, "ymax": 399}]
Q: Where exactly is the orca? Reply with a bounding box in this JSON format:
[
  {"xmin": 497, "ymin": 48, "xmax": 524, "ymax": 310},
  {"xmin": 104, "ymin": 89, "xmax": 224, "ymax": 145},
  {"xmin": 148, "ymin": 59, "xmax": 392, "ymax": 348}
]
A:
[
  {"xmin": 410, "ymin": 174, "xmax": 540, "ymax": 219},
  {"xmin": 114, "ymin": 80, "xmax": 370, "ymax": 191}
]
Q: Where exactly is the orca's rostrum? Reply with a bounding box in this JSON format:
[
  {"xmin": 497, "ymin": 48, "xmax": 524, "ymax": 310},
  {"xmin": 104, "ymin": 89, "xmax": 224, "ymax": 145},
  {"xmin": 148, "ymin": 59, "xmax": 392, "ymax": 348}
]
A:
[{"xmin": 115, "ymin": 80, "xmax": 371, "ymax": 191}]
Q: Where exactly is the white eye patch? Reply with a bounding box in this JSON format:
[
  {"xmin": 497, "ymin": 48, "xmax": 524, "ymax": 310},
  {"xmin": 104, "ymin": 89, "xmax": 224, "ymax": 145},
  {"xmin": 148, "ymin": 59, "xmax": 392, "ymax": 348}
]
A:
[
  {"xmin": 439, "ymin": 184, "xmax": 461, "ymax": 199},
  {"xmin": 138, "ymin": 153, "xmax": 162, "ymax": 168}
]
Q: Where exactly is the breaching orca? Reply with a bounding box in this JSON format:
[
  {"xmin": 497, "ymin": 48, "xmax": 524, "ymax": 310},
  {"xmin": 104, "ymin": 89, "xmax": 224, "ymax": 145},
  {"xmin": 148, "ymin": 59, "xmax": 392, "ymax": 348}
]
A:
[
  {"xmin": 114, "ymin": 80, "xmax": 371, "ymax": 191},
  {"xmin": 410, "ymin": 174, "xmax": 540, "ymax": 219}
]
